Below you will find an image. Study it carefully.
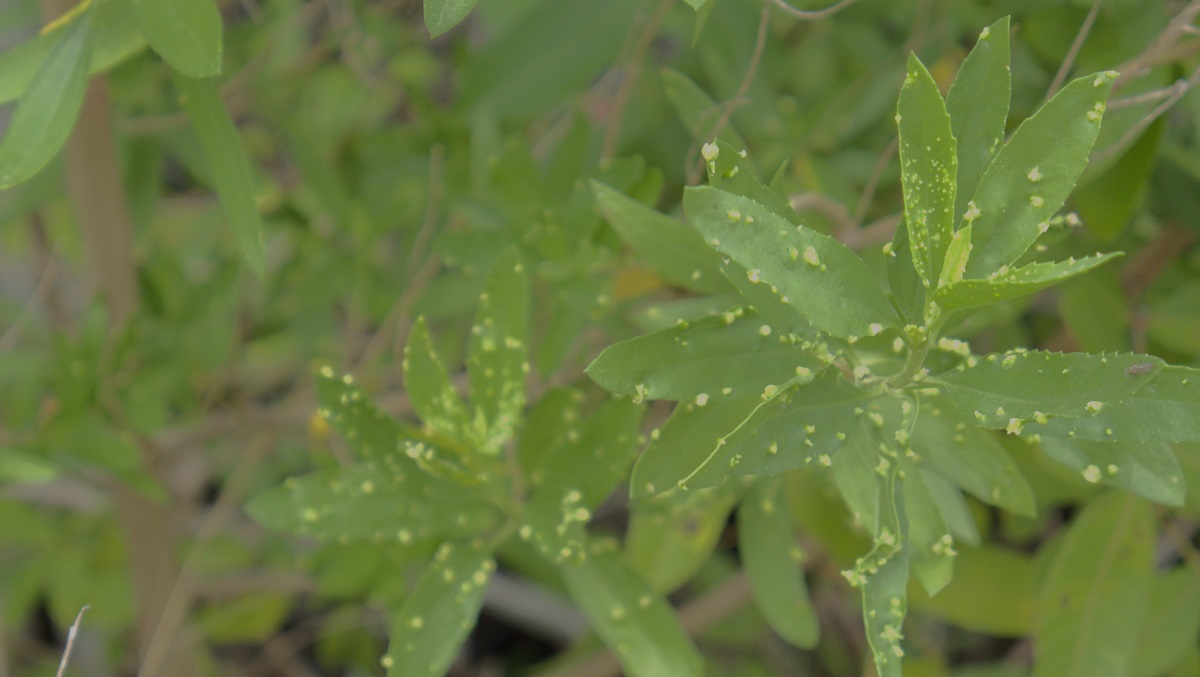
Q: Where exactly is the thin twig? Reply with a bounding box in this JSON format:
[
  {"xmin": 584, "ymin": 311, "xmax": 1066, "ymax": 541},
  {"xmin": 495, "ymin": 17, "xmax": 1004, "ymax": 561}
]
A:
[
  {"xmin": 769, "ymin": 0, "xmax": 859, "ymax": 21},
  {"xmin": 852, "ymin": 135, "xmax": 899, "ymax": 226},
  {"xmin": 600, "ymin": 0, "xmax": 673, "ymax": 161},
  {"xmin": 1046, "ymin": 0, "xmax": 1103, "ymax": 99},
  {"xmin": 54, "ymin": 606, "xmax": 89, "ymax": 677},
  {"xmin": 685, "ymin": 1, "xmax": 770, "ymax": 184}
]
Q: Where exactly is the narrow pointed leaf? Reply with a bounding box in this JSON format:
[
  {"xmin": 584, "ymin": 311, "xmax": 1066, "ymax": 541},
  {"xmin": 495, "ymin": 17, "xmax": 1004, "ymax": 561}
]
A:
[
  {"xmin": 903, "ymin": 464, "xmax": 955, "ymax": 595},
  {"xmin": 561, "ymin": 541, "xmax": 704, "ymax": 677},
  {"xmin": 626, "ymin": 485, "xmax": 741, "ymax": 594},
  {"xmin": 516, "ymin": 388, "xmax": 582, "ymax": 479},
  {"xmin": 630, "ymin": 396, "xmax": 760, "ymax": 501},
  {"xmin": 886, "ymin": 219, "xmax": 925, "ymax": 324},
  {"xmin": 534, "ymin": 397, "xmax": 643, "ymax": 510},
  {"xmin": 245, "ymin": 464, "xmax": 501, "ymax": 544},
  {"xmin": 917, "ymin": 469, "xmax": 980, "ymax": 545},
  {"xmin": 831, "ymin": 421, "xmax": 882, "ymax": 535},
  {"xmin": 685, "ymin": 186, "xmax": 900, "ymax": 341},
  {"xmin": 739, "ymin": 476, "xmax": 819, "ymax": 648},
  {"xmin": 134, "ymin": 0, "xmax": 222, "ymax": 77},
  {"xmin": 1038, "ymin": 437, "xmax": 1185, "ymax": 506},
  {"xmin": 898, "ymin": 53, "xmax": 957, "ymax": 287},
  {"xmin": 947, "ymin": 17, "xmax": 1011, "ymax": 222},
  {"xmin": 592, "ymin": 181, "xmax": 731, "ymax": 295},
  {"xmin": 516, "ymin": 488, "xmax": 589, "ymax": 566},
  {"xmin": 685, "ymin": 373, "xmax": 874, "ymax": 488},
  {"xmin": 424, "ymin": 0, "xmax": 478, "ymax": 37},
  {"xmin": 0, "ymin": 12, "xmax": 91, "ymax": 189},
  {"xmin": 585, "ymin": 310, "xmax": 825, "ymax": 404},
  {"xmin": 173, "ymin": 73, "xmax": 265, "ymax": 276},
  {"xmin": 385, "ymin": 541, "xmax": 494, "ymax": 677},
  {"xmin": 316, "ymin": 368, "xmax": 423, "ymax": 470},
  {"xmin": 467, "ymin": 247, "xmax": 529, "ymax": 454},
  {"xmin": 1025, "ymin": 365, "xmax": 1200, "ymax": 443},
  {"xmin": 937, "ymin": 350, "xmax": 1164, "ymax": 428},
  {"xmin": 849, "ymin": 467, "xmax": 909, "ymax": 677},
  {"xmin": 0, "ymin": 0, "xmax": 145, "ymax": 106},
  {"xmin": 964, "ymin": 72, "xmax": 1117, "ymax": 277},
  {"xmin": 913, "ymin": 398, "xmax": 1036, "ymax": 516},
  {"xmin": 404, "ymin": 317, "xmax": 472, "ymax": 445},
  {"xmin": 936, "ymin": 252, "xmax": 1120, "ymax": 311},
  {"xmin": 1034, "ymin": 492, "xmax": 1154, "ymax": 677}
]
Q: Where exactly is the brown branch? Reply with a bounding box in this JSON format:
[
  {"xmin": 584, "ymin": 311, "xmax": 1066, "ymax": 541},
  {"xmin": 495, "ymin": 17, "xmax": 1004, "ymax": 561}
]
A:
[
  {"xmin": 600, "ymin": 0, "xmax": 673, "ymax": 161},
  {"xmin": 685, "ymin": 1, "xmax": 770, "ymax": 184},
  {"xmin": 1045, "ymin": 0, "xmax": 1103, "ymax": 100}
]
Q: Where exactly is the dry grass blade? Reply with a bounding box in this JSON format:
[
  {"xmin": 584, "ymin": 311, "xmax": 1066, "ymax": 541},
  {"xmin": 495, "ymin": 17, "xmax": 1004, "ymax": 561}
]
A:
[{"xmin": 55, "ymin": 606, "xmax": 89, "ymax": 677}]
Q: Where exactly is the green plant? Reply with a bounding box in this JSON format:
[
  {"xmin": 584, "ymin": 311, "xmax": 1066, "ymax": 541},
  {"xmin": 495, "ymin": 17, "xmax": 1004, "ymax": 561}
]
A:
[
  {"xmin": 5, "ymin": 1, "xmax": 1200, "ymax": 676},
  {"xmin": 586, "ymin": 16, "xmax": 1200, "ymax": 676}
]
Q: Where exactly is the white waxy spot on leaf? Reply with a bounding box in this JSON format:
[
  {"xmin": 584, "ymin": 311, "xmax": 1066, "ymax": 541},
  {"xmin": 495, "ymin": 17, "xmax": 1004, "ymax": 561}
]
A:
[
  {"xmin": 1083, "ymin": 465, "xmax": 1102, "ymax": 483},
  {"xmin": 802, "ymin": 246, "xmax": 821, "ymax": 267},
  {"xmin": 1027, "ymin": 166, "xmax": 1042, "ymax": 182},
  {"xmin": 701, "ymin": 142, "xmax": 719, "ymax": 162},
  {"xmin": 869, "ymin": 323, "xmax": 883, "ymax": 336},
  {"xmin": 1086, "ymin": 401, "xmax": 1104, "ymax": 414},
  {"xmin": 695, "ymin": 393, "xmax": 709, "ymax": 406},
  {"xmin": 1029, "ymin": 195, "xmax": 1044, "ymax": 208},
  {"xmin": 759, "ymin": 325, "xmax": 772, "ymax": 337}
]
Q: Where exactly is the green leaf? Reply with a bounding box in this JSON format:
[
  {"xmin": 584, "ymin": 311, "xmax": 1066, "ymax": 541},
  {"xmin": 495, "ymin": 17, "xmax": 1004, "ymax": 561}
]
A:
[
  {"xmin": 1037, "ymin": 437, "xmax": 1184, "ymax": 506},
  {"xmin": 910, "ymin": 544, "xmax": 1035, "ymax": 636},
  {"xmin": 917, "ymin": 469, "xmax": 980, "ymax": 545},
  {"xmin": 384, "ymin": 541, "xmax": 494, "ymax": 677},
  {"xmin": 739, "ymin": 477, "xmax": 819, "ymax": 648},
  {"xmin": 897, "ymin": 53, "xmax": 957, "ymax": 289},
  {"xmin": 315, "ymin": 369, "xmax": 418, "ymax": 468},
  {"xmin": 517, "ymin": 388, "xmax": 583, "ymax": 479},
  {"xmin": 935, "ymin": 252, "xmax": 1121, "ymax": 311},
  {"xmin": 902, "ymin": 463, "xmax": 956, "ymax": 596},
  {"xmin": 466, "ymin": 247, "xmax": 529, "ymax": 454},
  {"xmin": 0, "ymin": 447, "xmax": 60, "ymax": 484},
  {"xmin": 533, "ymin": 397, "xmax": 644, "ymax": 510},
  {"xmin": 683, "ymin": 373, "xmax": 874, "ymax": 489},
  {"xmin": 626, "ymin": 485, "xmax": 741, "ymax": 594},
  {"xmin": 245, "ymin": 464, "xmax": 502, "ymax": 544},
  {"xmin": 1034, "ymin": 492, "xmax": 1155, "ymax": 677},
  {"xmin": 591, "ymin": 181, "xmax": 731, "ymax": 295},
  {"xmin": 424, "ymin": 0, "xmax": 478, "ymax": 37},
  {"xmin": 964, "ymin": 71, "xmax": 1116, "ymax": 277},
  {"xmin": 946, "ymin": 17, "xmax": 1011, "ymax": 223},
  {"xmin": 630, "ymin": 396, "xmax": 760, "ymax": 501},
  {"xmin": 886, "ymin": 219, "xmax": 925, "ymax": 325},
  {"xmin": 1074, "ymin": 119, "xmax": 1163, "ymax": 241},
  {"xmin": 403, "ymin": 317, "xmax": 472, "ymax": 445},
  {"xmin": 704, "ymin": 139, "xmax": 797, "ymax": 224},
  {"xmin": 586, "ymin": 310, "xmax": 826, "ymax": 404},
  {"xmin": 0, "ymin": 11, "xmax": 91, "ymax": 189},
  {"xmin": 0, "ymin": 0, "xmax": 144, "ymax": 106},
  {"xmin": 1132, "ymin": 566, "xmax": 1200, "ymax": 677},
  {"xmin": 172, "ymin": 73, "xmax": 265, "ymax": 276},
  {"xmin": 685, "ymin": 186, "xmax": 901, "ymax": 341},
  {"xmin": 846, "ymin": 466, "xmax": 909, "ymax": 677},
  {"xmin": 661, "ymin": 68, "xmax": 747, "ymax": 151},
  {"xmin": 912, "ymin": 398, "xmax": 1036, "ymax": 516},
  {"xmin": 133, "ymin": 0, "xmax": 222, "ymax": 77},
  {"xmin": 516, "ymin": 488, "xmax": 589, "ymax": 566},
  {"xmin": 1025, "ymin": 366, "xmax": 1200, "ymax": 443},
  {"xmin": 831, "ymin": 421, "xmax": 882, "ymax": 535},
  {"xmin": 561, "ymin": 540, "xmax": 704, "ymax": 677},
  {"xmin": 936, "ymin": 350, "xmax": 1164, "ymax": 428}
]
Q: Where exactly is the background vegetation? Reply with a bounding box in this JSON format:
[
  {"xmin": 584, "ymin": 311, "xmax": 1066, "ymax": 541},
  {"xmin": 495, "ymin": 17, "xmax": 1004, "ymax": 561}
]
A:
[{"xmin": 2, "ymin": 0, "xmax": 1200, "ymax": 675}]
